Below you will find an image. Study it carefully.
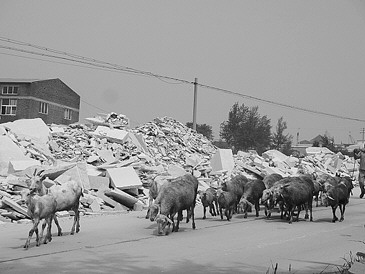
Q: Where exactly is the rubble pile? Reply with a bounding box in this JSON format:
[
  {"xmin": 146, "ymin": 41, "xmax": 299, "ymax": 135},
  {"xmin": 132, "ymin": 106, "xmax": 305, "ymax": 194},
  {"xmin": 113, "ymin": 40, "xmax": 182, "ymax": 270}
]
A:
[{"xmin": 0, "ymin": 113, "xmax": 359, "ymax": 224}]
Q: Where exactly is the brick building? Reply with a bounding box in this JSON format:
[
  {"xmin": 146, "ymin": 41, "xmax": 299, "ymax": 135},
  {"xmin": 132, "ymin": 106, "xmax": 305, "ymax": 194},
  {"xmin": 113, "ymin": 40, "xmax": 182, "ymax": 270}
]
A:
[{"xmin": 0, "ymin": 78, "xmax": 80, "ymax": 125}]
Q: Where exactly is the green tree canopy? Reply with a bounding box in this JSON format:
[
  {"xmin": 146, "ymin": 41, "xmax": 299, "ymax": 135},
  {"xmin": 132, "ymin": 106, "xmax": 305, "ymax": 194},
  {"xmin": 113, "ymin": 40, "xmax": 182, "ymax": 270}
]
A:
[{"xmin": 220, "ymin": 102, "xmax": 271, "ymax": 154}]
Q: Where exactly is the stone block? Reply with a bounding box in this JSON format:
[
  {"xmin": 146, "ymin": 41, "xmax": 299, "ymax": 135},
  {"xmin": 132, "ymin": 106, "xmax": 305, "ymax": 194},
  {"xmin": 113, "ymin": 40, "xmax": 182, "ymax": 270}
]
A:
[
  {"xmin": 92, "ymin": 126, "xmax": 129, "ymax": 144},
  {"xmin": 7, "ymin": 160, "xmax": 41, "ymax": 174},
  {"xmin": 96, "ymin": 190, "xmax": 119, "ymax": 208},
  {"xmin": 55, "ymin": 162, "xmax": 91, "ymax": 189},
  {"xmin": 89, "ymin": 176, "xmax": 110, "ymax": 190},
  {"xmin": 106, "ymin": 166, "xmax": 142, "ymax": 190},
  {"xmin": 1, "ymin": 197, "xmax": 29, "ymax": 218},
  {"xmin": 210, "ymin": 149, "xmax": 235, "ymax": 174},
  {"xmin": 0, "ymin": 136, "xmax": 29, "ymax": 176}
]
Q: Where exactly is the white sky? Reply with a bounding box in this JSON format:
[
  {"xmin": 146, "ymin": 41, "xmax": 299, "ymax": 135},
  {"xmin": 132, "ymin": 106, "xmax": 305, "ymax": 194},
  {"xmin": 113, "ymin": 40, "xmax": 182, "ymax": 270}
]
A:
[{"xmin": 1, "ymin": 0, "xmax": 365, "ymax": 144}]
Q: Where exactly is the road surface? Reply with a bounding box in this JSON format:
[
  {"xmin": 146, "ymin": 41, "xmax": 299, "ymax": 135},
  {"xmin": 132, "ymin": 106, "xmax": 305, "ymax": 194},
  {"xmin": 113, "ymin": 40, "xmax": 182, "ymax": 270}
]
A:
[{"xmin": 1, "ymin": 187, "xmax": 365, "ymax": 274}]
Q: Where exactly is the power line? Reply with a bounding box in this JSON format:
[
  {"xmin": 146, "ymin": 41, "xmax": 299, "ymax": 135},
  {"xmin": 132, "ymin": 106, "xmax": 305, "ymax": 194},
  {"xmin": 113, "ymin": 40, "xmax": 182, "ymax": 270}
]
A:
[
  {"xmin": 197, "ymin": 83, "xmax": 365, "ymax": 123},
  {"xmin": 1, "ymin": 36, "xmax": 365, "ymax": 123}
]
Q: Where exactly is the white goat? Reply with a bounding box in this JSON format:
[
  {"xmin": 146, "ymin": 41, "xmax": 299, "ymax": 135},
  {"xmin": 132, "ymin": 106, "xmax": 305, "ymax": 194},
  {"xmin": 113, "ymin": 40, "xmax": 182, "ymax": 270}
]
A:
[
  {"xmin": 21, "ymin": 189, "xmax": 57, "ymax": 249},
  {"xmin": 28, "ymin": 171, "xmax": 83, "ymax": 236}
]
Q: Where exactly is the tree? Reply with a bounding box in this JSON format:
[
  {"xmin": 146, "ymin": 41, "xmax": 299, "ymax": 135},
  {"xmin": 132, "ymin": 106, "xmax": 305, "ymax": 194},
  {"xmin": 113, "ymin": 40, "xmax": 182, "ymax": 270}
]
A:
[
  {"xmin": 186, "ymin": 122, "xmax": 213, "ymax": 140},
  {"xmin": 271, "ymin": 117, "xmax": 293, "ymax": 155},
  {"xmin": 321, "ymin": 133, "xmax": 335, "ymax": 152},
  {"xmin": 220, "ymin": 102, "xmax": 271, "ymax": 154}
]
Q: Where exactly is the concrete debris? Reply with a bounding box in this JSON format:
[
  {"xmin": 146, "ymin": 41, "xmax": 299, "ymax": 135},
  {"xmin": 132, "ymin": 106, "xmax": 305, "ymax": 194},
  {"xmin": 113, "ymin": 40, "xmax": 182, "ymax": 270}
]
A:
[{"xmin": 0, "ymin": 113, "xmax": 359, "ymax": 223}]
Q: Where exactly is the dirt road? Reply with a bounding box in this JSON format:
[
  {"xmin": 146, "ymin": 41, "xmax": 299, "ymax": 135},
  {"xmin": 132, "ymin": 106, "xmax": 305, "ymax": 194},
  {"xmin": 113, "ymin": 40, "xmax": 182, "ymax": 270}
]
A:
[{"xmin": 1, "ymin": 188, "xmax": 365, "ymax": 274}]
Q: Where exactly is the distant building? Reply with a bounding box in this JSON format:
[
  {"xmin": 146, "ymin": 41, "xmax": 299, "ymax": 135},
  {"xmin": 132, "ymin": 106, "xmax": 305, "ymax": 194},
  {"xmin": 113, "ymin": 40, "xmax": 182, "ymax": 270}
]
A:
[{"xmin": 0, "ymin": 78, "xmax": 80, "ymax": 125}]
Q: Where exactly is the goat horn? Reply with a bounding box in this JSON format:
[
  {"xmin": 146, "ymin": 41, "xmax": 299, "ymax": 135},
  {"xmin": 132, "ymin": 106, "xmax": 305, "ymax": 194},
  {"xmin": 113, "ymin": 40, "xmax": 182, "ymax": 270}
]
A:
[{"xmin": 327, "ymin": 196, "xmax": 335, "ymax": 201}]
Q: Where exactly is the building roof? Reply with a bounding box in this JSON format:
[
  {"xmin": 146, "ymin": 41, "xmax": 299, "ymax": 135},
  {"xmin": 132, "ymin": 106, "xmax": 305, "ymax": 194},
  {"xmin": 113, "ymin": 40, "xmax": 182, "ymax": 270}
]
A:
[{"xmin": 0, "ymin": 78, "xmax": 46, "ymax": 83}]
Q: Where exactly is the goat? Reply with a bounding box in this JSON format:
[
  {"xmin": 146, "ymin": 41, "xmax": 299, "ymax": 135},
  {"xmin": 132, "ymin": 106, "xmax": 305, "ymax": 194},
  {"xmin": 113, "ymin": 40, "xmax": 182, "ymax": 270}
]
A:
[
  {"xmin": 21, "ymin": 189, "xmax": 57, "ymax": 249},
  {"xmin": 322, "ymin": 181, "xmax": 349, "ymax": 222},
  {"xmin": 263, "ymin": 173, "xmax": 283, "ymax": 189},
  {"xmin": 239, "ymin": 179, "xmax": 266, "ymax": 218},
  {"xmin": 261, "ymin": 180, "xmax": 287, "ymax": 218},
  {"xmin": 221, "ymin": 174, "xmax": 249, "ymax": 213},
  {"xmin": 274, "ymin": 176, "xmax": 314, "ymax": 224},
  {"xmin": 217, "ymin": 189, "xmax": 237, "ymax": 221},
  {"xmin": 28, "ymin": 170, "xmax": 83, "ymax": 236},
  {"xmin": 145, "ymin": 174, "xmax": 169, "ymax": 219},
  {"xmin": 199, "ymin": 187, "xmax": 219, "ymax": 219},
  {"xmin": 148, "ymin": 173, "xmax": 198, "ymax": 235}
]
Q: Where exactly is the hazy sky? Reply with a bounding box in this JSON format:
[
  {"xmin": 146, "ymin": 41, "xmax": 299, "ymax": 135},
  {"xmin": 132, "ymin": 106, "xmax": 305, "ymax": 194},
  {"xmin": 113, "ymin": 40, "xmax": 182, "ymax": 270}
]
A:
[{"xmin": 1, "ymin": 0, "xmax": 365, "ymax": 144}]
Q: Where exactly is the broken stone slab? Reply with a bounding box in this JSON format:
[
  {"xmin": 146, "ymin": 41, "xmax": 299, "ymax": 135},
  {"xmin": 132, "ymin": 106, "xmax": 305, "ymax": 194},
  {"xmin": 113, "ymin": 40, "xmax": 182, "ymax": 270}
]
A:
[
  {"xmin": 1, "ymin": 211, "xmax": 26, "ymax": 221},
  {"xmin": 89, "ymin": 199, "xmax": 101, "ymax": 212},
  {"xmin": 2, "ymin": 118, "xmax": 50, "ymax": 148},
  {"xmin": 88, "ymin": 176, "xmax": 110, "ymax": 190},
  {"xmin": 56, "ymin": 211, "xmax": 70, "ymax": 218},
  {"xmin": 262, "ymin": 149, "xmax": 288, "ymax": 162},
  {"xmin": 0, "ymin": 135, "xmax": 29, "ymax": 176},
  {"xmin": 7, "ymin": 159, "xmax": 41, "ymax": 174},
  {"xmin": 185, "ymin": 153, "xmax": 203, "ymax": 168},
  {"xmin": 95, "ymin": 190, "xmax": 119, "ymax": 208},
  {"xmin": 106, "ymin": 166, "xmax": 142, "ymax": 190},
  {"xmin": 92, "ymin": 126, "xmax": 129, "ymax": 144},
  {"xmin": 210, "ymin": 149, "xmax": 235, "ymax": 175},
  {"xmin": 4, "ymin": 174, "xmax": 29, "ymax": 188},
  {"xmin": 97, "ymin": 148, "xmax": 117, "ymax": 164},
  {"xmin": 133, "ymin": 200, "xmax": 144, "ymax": 211},
  {"xmin": 1, "ymin": 196, "xmax": 30, "ymax": 218},
  {"xmin": 167, "ymin": 164, "xmax": 187, "ymax": 178},
  {"xmin": 54, "ymin": 162, "xmax": 91, "ymax": 190},
  {"xmin": 104, "ymin": 188, "xmax": 139, "ymax": 209}
]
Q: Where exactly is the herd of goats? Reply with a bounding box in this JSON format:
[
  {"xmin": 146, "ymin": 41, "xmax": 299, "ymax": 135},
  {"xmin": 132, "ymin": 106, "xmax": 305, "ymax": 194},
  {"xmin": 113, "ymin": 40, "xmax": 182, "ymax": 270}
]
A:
[{"xmin": 18, "ymin": 169, "xmax": 354, "ymax": 249}]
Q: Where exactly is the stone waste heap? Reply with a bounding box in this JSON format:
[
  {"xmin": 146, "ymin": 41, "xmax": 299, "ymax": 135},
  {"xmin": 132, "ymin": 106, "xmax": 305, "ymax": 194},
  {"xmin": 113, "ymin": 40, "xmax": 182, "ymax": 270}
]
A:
[{"xmin": 0, "ymin": 113, "xmax": 359, "ymax": 223}]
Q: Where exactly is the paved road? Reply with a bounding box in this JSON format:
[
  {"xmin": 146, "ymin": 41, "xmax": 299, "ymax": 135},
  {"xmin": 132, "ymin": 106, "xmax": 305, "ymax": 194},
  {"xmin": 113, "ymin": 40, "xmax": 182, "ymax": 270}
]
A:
[{"xmin": 1, "ymin": 187, "xmax": 365, "ymax": 274}]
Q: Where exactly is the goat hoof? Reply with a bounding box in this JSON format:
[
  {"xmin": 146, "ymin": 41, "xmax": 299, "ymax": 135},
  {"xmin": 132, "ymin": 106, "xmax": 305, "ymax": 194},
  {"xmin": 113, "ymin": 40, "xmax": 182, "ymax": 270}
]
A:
[{"xmin": 202, "ymin": 216, "xmax": 206, "ymax": 220}]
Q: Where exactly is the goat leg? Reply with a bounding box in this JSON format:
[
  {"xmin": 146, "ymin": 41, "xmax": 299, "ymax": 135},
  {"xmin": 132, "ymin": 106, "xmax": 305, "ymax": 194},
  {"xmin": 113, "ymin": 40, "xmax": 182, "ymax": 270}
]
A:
[
  {"xmin": 40, "ymin": 220, "xmax": 47, "ymax": 244},
  {"xmin": 332, "ymin": 206, "xmax": 338, "ymax": 222},
  {"xmin": 53, "ymin": 215, "xmax": 62, "ymax": 236},
  {"xmin": 43, "ymin": 217, "xmax": 52, "ymax": 244},
  {"xmin": 339, "ymin": 204, "xmax": 345, "ymax": 222},
  {"xmin": 70, "ymin": 208, "xmax": 79, "ymax": 235},
  {"xmin": 75, "ymin": 207, "xmax": 81, "ymax": 233},
  {"xmin": 203, "ymin": 206, "xmax": 207, "ymax": 219},
  {"xmin": 24, "ymin": 220, "xmax": 38, "ymax": 249},
  {"xmin": 191, "ymin": 206, "xmax": 196, "ymax": 230}
]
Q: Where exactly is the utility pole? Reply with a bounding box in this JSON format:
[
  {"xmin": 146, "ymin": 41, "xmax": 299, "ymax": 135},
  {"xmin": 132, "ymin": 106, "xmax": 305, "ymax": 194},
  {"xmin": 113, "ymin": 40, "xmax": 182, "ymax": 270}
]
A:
[
  {"xmin": 192, "ymin": 78, "xmax": 198, "ymax": 130},
  {"xmin": 361, "ymin": 128, "xmax": 365, "ymax": 142}
]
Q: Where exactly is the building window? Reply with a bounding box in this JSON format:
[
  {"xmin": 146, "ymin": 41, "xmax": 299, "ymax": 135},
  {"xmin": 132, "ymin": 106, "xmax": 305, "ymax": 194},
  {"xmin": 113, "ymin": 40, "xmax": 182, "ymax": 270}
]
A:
[
  {"xmin": 1, "ymin": 99, "xmax": 17, "ymax": 115},
  {"xmin": 64, "ymin": 108, "xmax": 72, "ymax": 120},
  {"xmin": 2, "ymin": 86, "xmax": 19, "ymax": 95},
  {"xmin": 39, "ymin": 102, "xmax": 48, "ymax": 114}
]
